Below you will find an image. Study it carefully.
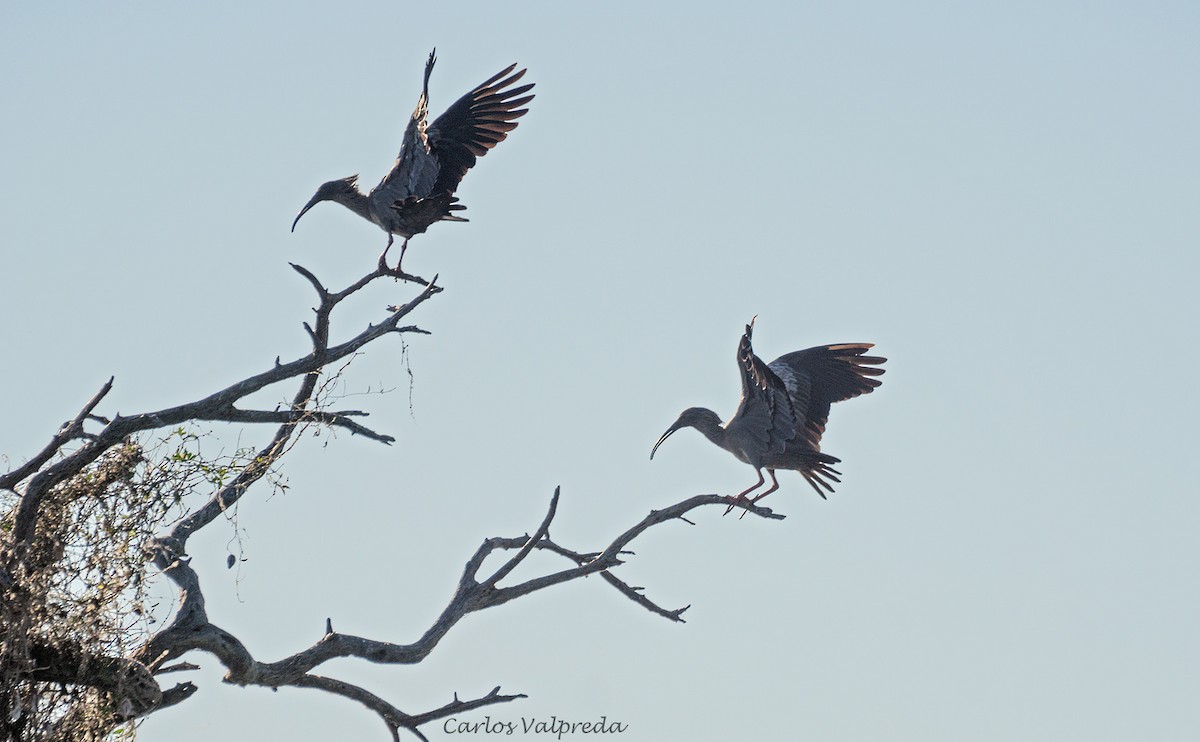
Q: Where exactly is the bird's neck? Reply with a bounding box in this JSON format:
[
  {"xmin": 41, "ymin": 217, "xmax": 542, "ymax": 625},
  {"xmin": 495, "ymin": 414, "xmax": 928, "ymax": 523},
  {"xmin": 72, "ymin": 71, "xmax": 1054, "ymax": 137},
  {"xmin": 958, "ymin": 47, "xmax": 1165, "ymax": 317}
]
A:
[
  {"xmin": 691, "ymin": 415, "xmax": 728, "ymax": 449},
  {"xmin": 336, "ymin": 188, "xmax": 373, "ymax": 223}
]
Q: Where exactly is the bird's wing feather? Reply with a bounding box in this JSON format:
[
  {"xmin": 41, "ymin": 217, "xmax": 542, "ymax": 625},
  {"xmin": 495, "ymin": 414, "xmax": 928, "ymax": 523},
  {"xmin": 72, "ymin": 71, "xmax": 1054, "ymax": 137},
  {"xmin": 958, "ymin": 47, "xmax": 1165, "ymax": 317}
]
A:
[
  {"xmin": 371, "ymin": 50, "xmax": 443, "ymax": 207},
  {"xmin": 768, "ymin": 344, "xmax": 886, "ymax": 448},
  {"xmin": 425, "ymin": 63, "xmax": 534, "ymax": 196},
  {"xmin": 731, "ymin": 321, "xmax": 800, "ymax": 461}
]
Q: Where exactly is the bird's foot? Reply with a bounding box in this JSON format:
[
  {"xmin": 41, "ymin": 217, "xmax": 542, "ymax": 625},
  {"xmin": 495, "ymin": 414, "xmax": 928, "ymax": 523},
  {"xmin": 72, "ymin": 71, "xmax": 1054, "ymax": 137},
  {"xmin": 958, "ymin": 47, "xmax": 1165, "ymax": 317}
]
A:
[
  {"xmin": 377, "ymin": 253, "xmax": 394, "ymax": 275},
  {"xmin": 723, "ymin": 495, "xmax": 752, "ymax": 517},
  {"xmin": 737, "ymin": 491, "xmax": 780, "ymax": 519},
  {"xmin": 724, "ymin": 491, "xmax": 778, "ymax": 519}
]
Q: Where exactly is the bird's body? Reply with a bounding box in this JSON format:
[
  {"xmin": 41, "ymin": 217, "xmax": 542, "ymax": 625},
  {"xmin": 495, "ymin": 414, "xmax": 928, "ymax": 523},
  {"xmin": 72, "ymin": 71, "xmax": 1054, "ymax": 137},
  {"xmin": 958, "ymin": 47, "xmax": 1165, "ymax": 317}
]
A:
[
  {"xmin": 292, "ymin": 50, "xmax": 534, "ymax": 273},
  {"xmin": 650, "ymin": 318, "xmax": 886, "ymax": 506}
]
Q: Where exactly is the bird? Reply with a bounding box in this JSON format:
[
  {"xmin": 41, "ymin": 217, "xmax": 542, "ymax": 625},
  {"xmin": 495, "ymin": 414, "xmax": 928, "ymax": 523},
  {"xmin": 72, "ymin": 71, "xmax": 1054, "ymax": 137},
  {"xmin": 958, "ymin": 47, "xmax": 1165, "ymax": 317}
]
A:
[
  {"xmin": 650, "ymin": 317, "xmax": 886, "ymax": 510},
  {"xmin": 291, "ymin": 49, "xmax": 534, "ymax": 274}
]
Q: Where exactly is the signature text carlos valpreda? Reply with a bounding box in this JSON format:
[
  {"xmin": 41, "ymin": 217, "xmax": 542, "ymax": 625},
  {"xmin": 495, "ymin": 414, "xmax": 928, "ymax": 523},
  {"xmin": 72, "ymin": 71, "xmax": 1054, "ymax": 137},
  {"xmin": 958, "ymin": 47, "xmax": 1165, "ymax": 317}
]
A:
[{"xmin": 443, "ymin": 715, "xmax": 629, "ymax": 738}]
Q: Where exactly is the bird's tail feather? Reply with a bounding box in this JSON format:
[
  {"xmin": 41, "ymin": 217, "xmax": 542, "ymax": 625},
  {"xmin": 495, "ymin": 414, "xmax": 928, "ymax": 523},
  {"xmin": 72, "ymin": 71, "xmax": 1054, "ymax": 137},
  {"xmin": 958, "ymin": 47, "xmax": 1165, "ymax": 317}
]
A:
[
  {"xmin": 442, "ymin": 196, "xmax": 468, "ymax": 223},
  {"xmin": 801, "ymin": 452, "xmax": 842, "ymax": 500}
]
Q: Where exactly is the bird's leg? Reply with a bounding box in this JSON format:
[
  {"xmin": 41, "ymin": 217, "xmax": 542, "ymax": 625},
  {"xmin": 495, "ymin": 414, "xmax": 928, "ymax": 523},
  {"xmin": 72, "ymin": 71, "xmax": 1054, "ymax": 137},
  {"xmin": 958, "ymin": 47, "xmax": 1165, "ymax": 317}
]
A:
[
  {"xmin": 377, "ymin": 233, "xmax": 395, "ymax": 273},
  {"xmin": 724, "ymin": 470, "xmax": 767, "ymax": 516},
  {"xmin": 394, "ymin": 237, "xmax": 410, "ymax": 274},
  {"xmin": 739, "ymin": 470, "xmax": 781, "ymax": 519},
  {"xmin": 748, "ymin": 471, "xmax": 780, "ymax": 504}
]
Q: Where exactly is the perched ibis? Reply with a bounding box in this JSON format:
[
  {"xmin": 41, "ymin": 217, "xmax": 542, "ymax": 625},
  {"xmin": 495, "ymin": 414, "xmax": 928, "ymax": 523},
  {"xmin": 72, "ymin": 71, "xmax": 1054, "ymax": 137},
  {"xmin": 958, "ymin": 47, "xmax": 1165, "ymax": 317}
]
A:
[
  {"xmin": 292, "ymin": 49, "xmax": 534, "ymax": 274},
  {"xmin": 651, "ymin": 318, "xmax": 886, "ymax": 509}
]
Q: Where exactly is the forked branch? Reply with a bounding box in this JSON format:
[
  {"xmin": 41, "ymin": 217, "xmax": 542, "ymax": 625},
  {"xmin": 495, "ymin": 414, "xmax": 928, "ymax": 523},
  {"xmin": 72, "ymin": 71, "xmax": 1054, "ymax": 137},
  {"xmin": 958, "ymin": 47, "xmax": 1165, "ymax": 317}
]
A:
[
  {"xmin": 6, "ymin": 268, "xmax": 438, "ymax": 550},
  {"xmin": 137, "ymin": 486, "xmax": 783, "ymax": 739}
]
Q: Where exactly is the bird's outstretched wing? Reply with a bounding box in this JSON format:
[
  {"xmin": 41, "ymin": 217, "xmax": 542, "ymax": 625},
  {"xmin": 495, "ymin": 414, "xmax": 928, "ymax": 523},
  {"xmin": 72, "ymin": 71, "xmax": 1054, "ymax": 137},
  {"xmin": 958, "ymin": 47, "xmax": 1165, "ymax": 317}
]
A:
[
  {"xmin": 768, "ymin": 344, "xmax": 886, "ymax": 450},
  {"xmin": 371, "ymin": 49, "xmax": 442, "ymax": 207},
  {"xmin": 731, "ymin": 319, "xmax": 800, "ymax": 460},
  {"xmin": 425, "ymin": 62, "xmax": 534, "ymax": 196}
]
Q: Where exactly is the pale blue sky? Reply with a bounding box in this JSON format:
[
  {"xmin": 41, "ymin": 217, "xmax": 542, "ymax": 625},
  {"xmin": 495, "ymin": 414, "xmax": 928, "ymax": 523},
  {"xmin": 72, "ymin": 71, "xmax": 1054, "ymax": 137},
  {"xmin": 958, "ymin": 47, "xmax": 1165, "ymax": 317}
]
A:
[{"xmin": 2, "ymin": 2, "xmax": 1198, "ymax": 740}]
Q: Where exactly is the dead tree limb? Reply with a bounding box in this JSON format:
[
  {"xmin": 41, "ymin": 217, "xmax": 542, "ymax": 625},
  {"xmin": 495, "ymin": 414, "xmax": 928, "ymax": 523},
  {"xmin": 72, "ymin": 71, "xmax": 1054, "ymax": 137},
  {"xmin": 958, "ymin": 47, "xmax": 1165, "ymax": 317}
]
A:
[
  {"xmin": 134, "ymin": 486, "xmax": 782, "ymax": 739},
  {"xmin": 5, "ymin": 270, "xmax": 439, "ymax": 550},
  {"xmin": 2, "ymin": 261, "xmax": 790, "ymax": 741}
]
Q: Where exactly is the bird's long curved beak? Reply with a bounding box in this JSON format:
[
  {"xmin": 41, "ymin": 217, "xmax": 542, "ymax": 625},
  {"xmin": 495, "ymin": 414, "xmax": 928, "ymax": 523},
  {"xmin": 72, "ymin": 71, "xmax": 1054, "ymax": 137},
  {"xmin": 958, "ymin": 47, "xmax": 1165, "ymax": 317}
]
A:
[
  {"xmin": 291, "ymin": 197, "xmax": 320, "ymax": 232},
  {"xmin": 650, "ymin": 425, "xmax": 679, "ymax": 460}
]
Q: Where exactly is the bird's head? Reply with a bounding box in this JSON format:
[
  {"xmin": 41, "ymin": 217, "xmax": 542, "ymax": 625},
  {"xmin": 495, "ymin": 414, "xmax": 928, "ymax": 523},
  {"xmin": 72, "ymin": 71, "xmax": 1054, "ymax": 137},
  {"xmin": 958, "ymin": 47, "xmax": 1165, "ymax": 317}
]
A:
[
  {"xmin": 650, "ymin": 407, "xmax": 722, "ymax": 460},
  {"xmin": 291, "ymin": 175, "xmax": 361, "ymax": 232}
]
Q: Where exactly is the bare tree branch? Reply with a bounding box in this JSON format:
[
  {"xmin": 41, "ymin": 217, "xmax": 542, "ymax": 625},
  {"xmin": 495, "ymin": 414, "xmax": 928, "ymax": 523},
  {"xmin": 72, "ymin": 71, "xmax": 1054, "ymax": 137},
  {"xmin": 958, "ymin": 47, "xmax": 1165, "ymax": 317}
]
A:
[
  {"xmin": 291, "ymin": 675, "xmax": 525, "ymax": 742},
  {"xmin": 218, "ymin": 408, "xmax": 395, "ymax": 444},
  {"xmin": 291, "ymin": 674, "xmax": 412, "ymax": 739},
  {"xmin": 480, "ymin": 486, "xmax": 561, "ymax": 589},
  {"xmin": 8, "ymin": 268, "xmax": 440, "ymax": 550},
  {"xmin": 400, "ymin": 686, "xmax": 529, "ymax": 734},
  {"xmin": 157, "ymin": 682, "xmax": 199, "ymax": 710},
  {"xmin": 116, "ymin": 474, "xmax": 784, "ymax": 739},
  {"xmin": 0, "ymin": 378, "xmax": 113, "ymax": 492},
  {"xmin": 157, "ymin": 488, "xmax": 780, "ymax": 678}
]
